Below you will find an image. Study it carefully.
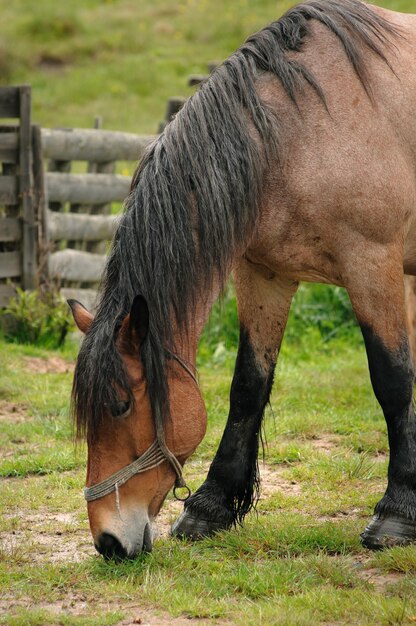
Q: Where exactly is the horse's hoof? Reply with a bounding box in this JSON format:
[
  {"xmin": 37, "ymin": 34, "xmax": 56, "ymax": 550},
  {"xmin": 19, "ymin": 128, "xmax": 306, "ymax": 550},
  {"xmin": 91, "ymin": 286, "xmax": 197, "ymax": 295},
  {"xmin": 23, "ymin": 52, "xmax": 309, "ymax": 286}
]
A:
[
  {"xmin": 360, "ymin": 514, "xmax": 416, "ymax": 550},
  {"xmin": 171, "ymin": 508, "xmax": 230, "ymax": 540}
]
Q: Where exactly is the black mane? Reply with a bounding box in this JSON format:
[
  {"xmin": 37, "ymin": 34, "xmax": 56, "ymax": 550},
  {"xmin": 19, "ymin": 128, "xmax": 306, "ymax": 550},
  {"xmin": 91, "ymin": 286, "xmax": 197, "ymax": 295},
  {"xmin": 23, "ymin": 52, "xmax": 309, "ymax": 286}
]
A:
[{"xmin": 72, "ymin": 0, "xmax": 397, "ymax": 443}]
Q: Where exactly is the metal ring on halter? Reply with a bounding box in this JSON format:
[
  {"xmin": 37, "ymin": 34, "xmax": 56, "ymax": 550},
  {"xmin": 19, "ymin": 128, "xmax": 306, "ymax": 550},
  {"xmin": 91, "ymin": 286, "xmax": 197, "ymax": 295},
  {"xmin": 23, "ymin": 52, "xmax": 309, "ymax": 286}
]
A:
[{"xmin": 173, "ymin": 483, "xmax": 191, "ymax": 501}]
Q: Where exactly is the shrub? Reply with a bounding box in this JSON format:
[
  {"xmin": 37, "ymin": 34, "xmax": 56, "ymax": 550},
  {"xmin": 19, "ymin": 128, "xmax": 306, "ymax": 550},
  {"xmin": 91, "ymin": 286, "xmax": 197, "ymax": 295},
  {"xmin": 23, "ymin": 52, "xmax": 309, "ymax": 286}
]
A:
[
  {"xmin": 1, "ymin": 287, "xmax": 74, "ymax": 348},
  {"xmin": 198, "ymin": 282, "xmax": 358, "ymax": 363},
  {"xmin": 286, "ymin": 283, "xmax": 358, "ymax": 343}
]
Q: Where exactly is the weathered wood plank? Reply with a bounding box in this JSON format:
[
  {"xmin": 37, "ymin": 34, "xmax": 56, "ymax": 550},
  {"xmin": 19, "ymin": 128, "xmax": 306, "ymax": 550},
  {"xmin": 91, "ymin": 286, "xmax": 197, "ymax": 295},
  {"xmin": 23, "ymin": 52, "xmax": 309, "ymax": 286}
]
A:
[
  {"xmin": 0, "ymin": 175, "xmax": 18, "ymax": 204},
  {"xmin": 48, "ymin": 249, "xmax": 106, "ymax": 283},
  {"xmin": 0, "ymin": 283, "xmax": 17, "ymax": 308},
  {"xmin": 41, "ymin": 128, "xmax": 156, "ymax": 163},
  {"xmin": 32, "ymin": 125, "xmax": 48, "ymax": 253},
  {"xmin": 0, "ymin": 217, "xmax": 21, "ymax": 241},
  {"xmin": 60, "ymin": 287, "xmax": 98, "ymax": 312},
  {"xmin": 19, "ymin": 85, "xmax": 37, "ymax": 290},
  {"xmin": 47, "ymin": 209, "xmax": 119, "ymax": 241},
  {"xmin": 0, "ymin": 131, "xmax": 19, "ymax": 163},
  {"xmin": 46, "ymin": 172, "xmax": 130, "ymax": 204},
  {"xmin": 0, "ymin": 251, "xmax": 21, "ymax": 278},
  {"xmin": 0, "ymin": 87, "xmax": 20, "ymax": 118}
]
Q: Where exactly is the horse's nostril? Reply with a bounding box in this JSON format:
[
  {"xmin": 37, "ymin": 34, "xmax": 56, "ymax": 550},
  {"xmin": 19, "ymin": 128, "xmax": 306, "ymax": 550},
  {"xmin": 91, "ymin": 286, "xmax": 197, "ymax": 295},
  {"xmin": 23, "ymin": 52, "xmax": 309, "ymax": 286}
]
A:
[
  {"xmin": 95, "ymin": 532, "xmax": 128, "ymax": 560},
  {"xmin": 143, "ymin": 523, "xmax": 153, "ymax": 553}
]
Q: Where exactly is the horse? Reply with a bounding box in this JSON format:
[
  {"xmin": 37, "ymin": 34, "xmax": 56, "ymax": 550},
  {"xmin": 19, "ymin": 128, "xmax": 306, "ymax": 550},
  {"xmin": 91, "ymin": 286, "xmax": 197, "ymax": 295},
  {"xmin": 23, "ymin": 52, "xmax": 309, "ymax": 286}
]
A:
[{"xmin": 69, "ymin": 0, "xmax": 416, "ymax": 559}]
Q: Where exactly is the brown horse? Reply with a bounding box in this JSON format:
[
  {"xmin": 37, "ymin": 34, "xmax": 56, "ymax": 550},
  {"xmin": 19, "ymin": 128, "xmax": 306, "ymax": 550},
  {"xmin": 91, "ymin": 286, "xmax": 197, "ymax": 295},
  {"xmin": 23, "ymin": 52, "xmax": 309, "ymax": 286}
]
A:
[{"xmin": 70, "ymin": 0, "xmax": 416, "ymax": 559}]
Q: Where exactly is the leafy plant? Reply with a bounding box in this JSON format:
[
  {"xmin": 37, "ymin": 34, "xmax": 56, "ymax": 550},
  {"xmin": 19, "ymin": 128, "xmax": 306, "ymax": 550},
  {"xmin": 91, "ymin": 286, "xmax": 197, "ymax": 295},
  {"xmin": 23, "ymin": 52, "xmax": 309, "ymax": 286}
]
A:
[
  {"xmin": 198, "ymin": 282, "xmax": 359, "ymax": 365},
  {"xmin": 1, "ymin": 287, "xmax": 74, "ymax": 348},
  {"xmin": 286, "ymin": 284, "xmax": 358, "ymax": 343}
]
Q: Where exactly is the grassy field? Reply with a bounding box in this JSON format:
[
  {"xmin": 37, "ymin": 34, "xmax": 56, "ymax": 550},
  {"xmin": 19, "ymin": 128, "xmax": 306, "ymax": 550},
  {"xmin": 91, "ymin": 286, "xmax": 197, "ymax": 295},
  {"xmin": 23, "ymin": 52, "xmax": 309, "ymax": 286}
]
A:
[
  {"xmin": 2, "ymin": 0, "xmax": 416, "ymax": 624},
  {"xmin": 0, "ymin": 0, "xmax": 413, "ymax": 134},
  {"xmin": 3, "ymin": 328, "xmax": 416, "ymax": 625}
]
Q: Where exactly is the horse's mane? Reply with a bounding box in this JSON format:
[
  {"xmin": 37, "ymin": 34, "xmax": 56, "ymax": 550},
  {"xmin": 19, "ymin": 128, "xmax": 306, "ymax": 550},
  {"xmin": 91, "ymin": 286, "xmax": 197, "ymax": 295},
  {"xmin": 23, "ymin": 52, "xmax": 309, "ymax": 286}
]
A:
[{"xmin": 73, "ymin": 0, "xmax": 397, "ymax": 443}]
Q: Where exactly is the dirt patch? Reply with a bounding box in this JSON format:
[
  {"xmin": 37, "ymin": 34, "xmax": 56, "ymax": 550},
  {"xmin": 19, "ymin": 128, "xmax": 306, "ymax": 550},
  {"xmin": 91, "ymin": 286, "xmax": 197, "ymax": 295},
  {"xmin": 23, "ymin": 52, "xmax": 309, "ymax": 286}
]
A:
[
  {"xmin": 23, "ymin": 356, "xmax": 74, "ymax": 374},
  {"xmin": 37, "ymin": 53, "xmax": 68, "ymax": 72},
  {"xmin": 1, "ymin": 596, "xmax": 221, "ymax": 626},
  {"xmin": 0, "ymin": 401, "xmax": 29, "ymax": 423},
  {"xmin": 154, "ymin": 497, "xmax": 184, "ymax": 540},
  {"xmin": 1, "ymin": 511, "xmax": 94, "ymax": 564},
  {"xmin": 259, "ymin": 463, "xmax": 302, "ymax": 498},
  {"xmin": 355, "ymin": 566, "xmax": 405, "ymax": 592},
  {"xmin": 316, "ymin": 508, "xmax": 366, "ymax": 523},
  {"xmin": 118, "ymin": 607, "xmax": 221, "ymax": 625},
  {"xmin": 309, "ymin": 434, "xmax": 341, "ymax": 453}
]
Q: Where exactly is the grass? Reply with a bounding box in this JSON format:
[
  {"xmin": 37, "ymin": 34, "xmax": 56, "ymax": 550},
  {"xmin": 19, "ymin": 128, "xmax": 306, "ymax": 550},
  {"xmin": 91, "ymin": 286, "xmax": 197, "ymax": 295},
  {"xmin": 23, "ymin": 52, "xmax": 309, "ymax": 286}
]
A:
[
  {"xmin": 2, "ymin": 328, "xmax": 416, "ymax": 625},
  {"xmin": 2, "ymin": 0, "xmax": 416, "ymax": 623},
  {"xmin": 0, "ymin": 0, "xmax": 414, "ymax": 134}
]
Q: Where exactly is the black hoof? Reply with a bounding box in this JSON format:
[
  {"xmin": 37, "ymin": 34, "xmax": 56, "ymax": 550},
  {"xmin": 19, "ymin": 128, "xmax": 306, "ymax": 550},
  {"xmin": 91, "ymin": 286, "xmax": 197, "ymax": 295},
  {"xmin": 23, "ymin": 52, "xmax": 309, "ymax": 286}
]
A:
[
  {"xmin": 361, "ymin": 514, "xmax": 416, "ymax": 550},
  {"xmin": 171, "ymin": 508, "xmax": 231, "ymax": 540}
]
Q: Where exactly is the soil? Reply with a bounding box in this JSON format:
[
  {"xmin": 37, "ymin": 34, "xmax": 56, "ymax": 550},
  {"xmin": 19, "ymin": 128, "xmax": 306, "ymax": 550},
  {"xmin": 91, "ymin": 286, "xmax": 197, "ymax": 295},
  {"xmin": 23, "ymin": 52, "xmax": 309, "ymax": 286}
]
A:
[
  {"xmin": 309, "ymin": 433, "xmax": 341, "ymax": 453},
  {"xmin": 22, "ymin": 356, "xmax": 74, "ymax": 374},
  {"xmin": 354, "ymin": 566, "xmax": 405, "ymax": 592},
  {"xmin": 0, "ymin": 401, "xmax": 29, "ymax": 422}
]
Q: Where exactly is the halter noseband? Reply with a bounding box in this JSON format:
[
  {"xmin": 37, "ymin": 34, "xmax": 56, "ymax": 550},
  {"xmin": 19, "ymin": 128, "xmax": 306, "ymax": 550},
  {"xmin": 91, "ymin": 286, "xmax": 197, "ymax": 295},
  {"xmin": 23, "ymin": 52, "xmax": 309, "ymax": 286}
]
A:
[{"xmin": 83, "ymin": 352, "xmax": 198, "ymax": 504}]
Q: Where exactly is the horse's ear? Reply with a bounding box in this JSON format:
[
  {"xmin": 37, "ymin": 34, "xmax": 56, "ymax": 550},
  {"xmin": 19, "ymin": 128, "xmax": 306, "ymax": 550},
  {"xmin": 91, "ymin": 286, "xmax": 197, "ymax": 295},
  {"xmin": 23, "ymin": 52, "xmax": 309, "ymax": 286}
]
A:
[
  {"xmin": 130, "ymin": 295, "xmax": 149, "ymax": 342},
  {"xmin": 119, "ymin": 295, "xmax": 149, "ymax": 351},
  {"xmin": 67, "ymin": 300, "xmax": 94, "ymax": 334}
]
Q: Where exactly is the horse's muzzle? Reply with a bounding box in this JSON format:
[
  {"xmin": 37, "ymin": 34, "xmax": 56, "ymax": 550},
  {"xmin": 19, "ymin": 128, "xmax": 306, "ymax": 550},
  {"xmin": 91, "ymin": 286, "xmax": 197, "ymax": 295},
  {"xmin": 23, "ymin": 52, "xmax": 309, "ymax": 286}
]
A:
[
  {"xmin": 91, "ymin": 500, "xmax": 154, "ymax": 560},
  {"xmin": 95, "ymin": 521, "xmax": 153, "ymax": 559}
]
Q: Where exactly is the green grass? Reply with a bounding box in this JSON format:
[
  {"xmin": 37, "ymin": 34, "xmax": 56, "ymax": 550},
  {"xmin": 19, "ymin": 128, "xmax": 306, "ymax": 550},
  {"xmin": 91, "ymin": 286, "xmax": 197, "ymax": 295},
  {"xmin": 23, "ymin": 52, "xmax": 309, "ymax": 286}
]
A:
[
  {"xmin": 2, "ymin": 330, "xmax": 416, "ymax": 625},
  {"xmin": 0, "ymin": 0, "xmax": 414, "ymax": 134},
  {"xmin": 2, "ymin": 0, "xmax": 416, "ymax": 623}
]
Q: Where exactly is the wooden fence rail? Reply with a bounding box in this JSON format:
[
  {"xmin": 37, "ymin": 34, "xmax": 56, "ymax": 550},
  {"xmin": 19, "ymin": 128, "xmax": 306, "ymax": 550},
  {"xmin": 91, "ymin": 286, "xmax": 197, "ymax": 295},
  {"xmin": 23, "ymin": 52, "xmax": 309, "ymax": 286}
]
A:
[
  {"xmin": 39, "ymin": 126, "xmax": 157, "ymax": 308},
  {"xmin": 41, "ymin": 128, "xmax": 155, "ymax": 163},
  {"xmin": 49, "ymin": 249, "xmax": 107, "ymax": 284},
  {"xmin": 46, "ymin": 172, "xmax": 131, "ymax": 204},
  {"xmin": 47, "ymin": 211, "xmax": 119, "ymax": 242}
]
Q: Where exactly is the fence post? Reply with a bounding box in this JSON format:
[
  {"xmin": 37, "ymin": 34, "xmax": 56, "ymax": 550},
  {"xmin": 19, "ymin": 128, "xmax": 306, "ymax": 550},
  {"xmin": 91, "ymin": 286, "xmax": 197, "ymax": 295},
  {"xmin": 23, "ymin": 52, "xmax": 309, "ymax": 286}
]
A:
[{"xmin": 19, "ymin": 86, "xmax": 37, "ymax": 290}]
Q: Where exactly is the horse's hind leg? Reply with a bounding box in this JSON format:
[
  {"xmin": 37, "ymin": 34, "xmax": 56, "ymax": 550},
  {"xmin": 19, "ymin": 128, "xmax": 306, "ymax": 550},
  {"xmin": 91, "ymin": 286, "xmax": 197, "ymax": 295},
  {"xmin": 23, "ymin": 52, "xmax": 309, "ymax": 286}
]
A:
[
  {"xmin": 171, "ymin": 259, "xmax": 298, "ymax": 538},
  {"xmin": 345, "ymin": 251, "xmax": 416, "ymax": 548}
]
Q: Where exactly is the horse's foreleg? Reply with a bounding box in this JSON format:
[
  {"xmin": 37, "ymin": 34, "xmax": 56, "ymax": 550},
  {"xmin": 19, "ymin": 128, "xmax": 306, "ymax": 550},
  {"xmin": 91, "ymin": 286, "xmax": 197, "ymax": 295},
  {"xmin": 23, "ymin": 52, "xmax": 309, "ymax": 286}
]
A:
[
  {"xmin": 171, "ymin": 261, "xmax": 298, "ymax": 539},
  {"xmin": 346, "ymin": 252, "xmax": 416, "ymax": 548}
]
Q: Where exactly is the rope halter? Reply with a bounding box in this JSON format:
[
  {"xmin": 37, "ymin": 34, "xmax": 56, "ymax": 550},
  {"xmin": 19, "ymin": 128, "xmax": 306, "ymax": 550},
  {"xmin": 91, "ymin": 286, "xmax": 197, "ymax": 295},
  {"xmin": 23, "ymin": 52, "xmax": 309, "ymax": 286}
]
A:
[{"xmin": 83, "ymin": 352, "xmax": 197, "ymax": 505}]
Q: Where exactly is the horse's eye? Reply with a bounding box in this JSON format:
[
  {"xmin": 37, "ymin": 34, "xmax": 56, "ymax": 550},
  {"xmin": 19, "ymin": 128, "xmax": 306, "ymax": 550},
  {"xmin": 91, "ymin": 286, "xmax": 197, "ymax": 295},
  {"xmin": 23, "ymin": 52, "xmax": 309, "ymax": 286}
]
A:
[{"xmin": 111, "ymin": 400, "xmax": 130, "ymax": 418}]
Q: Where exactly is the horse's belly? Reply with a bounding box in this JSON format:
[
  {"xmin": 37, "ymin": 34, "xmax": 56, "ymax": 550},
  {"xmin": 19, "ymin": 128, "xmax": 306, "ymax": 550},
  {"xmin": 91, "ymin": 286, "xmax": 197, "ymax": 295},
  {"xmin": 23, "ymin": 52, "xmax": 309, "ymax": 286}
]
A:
[{"xmin": 245, "ymin": 237, "xmax": 345, "ymax": 287}]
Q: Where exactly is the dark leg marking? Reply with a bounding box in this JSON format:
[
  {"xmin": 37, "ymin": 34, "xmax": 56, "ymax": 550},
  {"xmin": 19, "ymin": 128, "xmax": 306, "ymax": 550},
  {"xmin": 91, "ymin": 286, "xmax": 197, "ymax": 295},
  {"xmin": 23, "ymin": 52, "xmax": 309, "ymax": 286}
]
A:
[
  {"xmin": 359, "ymin": 325, "xmax": 416, "ymax": 549},
  {"xmin": 172, "ymin": 327, "xmax": 275, "ymax": 539}
]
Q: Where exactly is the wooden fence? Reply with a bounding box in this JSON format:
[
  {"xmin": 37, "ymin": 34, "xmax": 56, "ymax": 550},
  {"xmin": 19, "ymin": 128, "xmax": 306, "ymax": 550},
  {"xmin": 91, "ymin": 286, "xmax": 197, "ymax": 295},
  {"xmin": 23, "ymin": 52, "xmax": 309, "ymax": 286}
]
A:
[
  {"xmin": 0, "ymin": 86, "xmax": 183, "ymax": 313},
  {"xmin": 41, "ymin": 126, "xmax": 156, "ymax": 310},
  {"xmin": 0, "ymin": 86, "xmax": 41, "ymax": 307}
]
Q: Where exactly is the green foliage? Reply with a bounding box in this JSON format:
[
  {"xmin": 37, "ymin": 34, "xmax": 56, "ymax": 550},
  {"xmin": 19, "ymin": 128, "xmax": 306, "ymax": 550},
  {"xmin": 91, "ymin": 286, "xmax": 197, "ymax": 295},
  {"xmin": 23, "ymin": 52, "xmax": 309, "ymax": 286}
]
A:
[
  {"xmin": 198, "ymin": 283, "xmax": 239, "ymax": 364},
  {"xmin": 1, "ymin": 287, "xmax": 74, "ymax": 348},
  {"xmin": 286, "ymin": 284, "xmax": 358, "ymax": 343},
  {"xmin": 198, "ymin": 282, "xmax": 359, "ymax": 366}
]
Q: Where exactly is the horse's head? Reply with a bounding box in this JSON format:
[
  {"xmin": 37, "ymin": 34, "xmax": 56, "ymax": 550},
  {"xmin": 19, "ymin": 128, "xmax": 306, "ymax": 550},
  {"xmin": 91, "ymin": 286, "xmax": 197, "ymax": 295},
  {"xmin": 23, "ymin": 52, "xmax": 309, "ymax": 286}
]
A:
[{"xmin": 69, "ymin": 297, "xmax": 207, "ymax": 559}]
